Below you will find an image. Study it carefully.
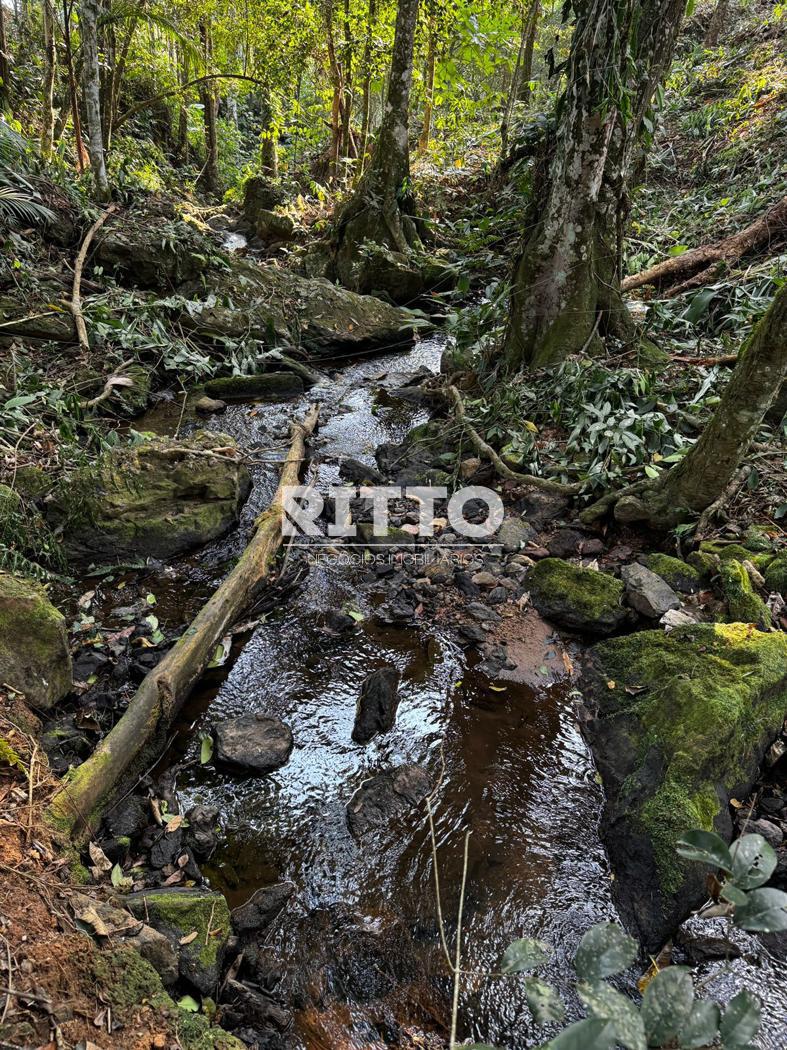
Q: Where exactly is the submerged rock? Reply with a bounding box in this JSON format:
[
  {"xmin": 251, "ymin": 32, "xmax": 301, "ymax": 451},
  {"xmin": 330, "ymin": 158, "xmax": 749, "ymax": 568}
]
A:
[
  {"xmin": 352, "ymin": 666, "xmax": 401, "ymax": 744},
  {"xmin": 580, "ymin": 623, "xmax": 787, "ymax": 952},
  {"xmin": 621, "ymin": 563, "xmax": 681, "ymax": 619},
  {"xmin": 231, "ymin": 882, "xmax": 295, "ymax": 933},
  {"xmin": 527, "ymin": 558, "xmax": 628, "ymax": 634},
  {"xmin": 347, "ymin": 764, "xmax": 432, "ymax": 838},
  {"xmin": 124, "ymin": 887, "xmax": 231, "ymax": 995},
  {"xmin": 213, "ymin": 713, "xmax": 294, "ymax": 774},
  {"xmin": 49, "ymin": 431, "xmax": 251, "ymax": 562},
  {"xmin": 0, "ymin": 572, "xmax": 72, "ymax": 708}
]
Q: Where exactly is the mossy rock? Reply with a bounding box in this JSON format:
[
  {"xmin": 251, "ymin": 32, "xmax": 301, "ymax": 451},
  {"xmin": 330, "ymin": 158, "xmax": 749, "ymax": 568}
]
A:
[
  {"xmin": 100, "ymin": 363, "xmax": 151, "ymax": 418},
  {"xmin": 203, "ymin": 372, "xmax": 303, "ymax": 401},
  {"xmin": 123, "ymin": 888, "xmax": 231, "ymax": 996},
  {"xmin": 764, "ymin": 551, "xmax": 787, "ymax": 595},
  {"xmin": 581, "ymin": 622, "xmax": 787, "ymax": 951},
  {"xmin": 48, "ymin": 431, "xmax": 251, "ymax": 563},
  {"xmin": 0, "ymin": 571, "xmax": 72, "ymax": 708},
  {"xmin": 337, "ymin": 241, "xmax": 455, "ymax": 305},
  {"xmin": 254, "ymin": 208, "xmax": 295, "ymax": 243},
  {"xmin": 93, "ymin": 211, "xmax": 212, "ymax": 289},
  {"xmin": 527, "ymin": 558, "xmax": 628, "ymax": 634},
  {"xmin": 11, "ymin": 465, "xmax": 52, "ymax": 501},
  {"xmin": 717, "ymin": 559, "xmax": 771, "ymax": 629},
  {"xmin": 640, "ymin": 553, "xmax": 700, "ymax": 594},
  {"xmin": 698, "ymin": 540, "xmax": 773, "ymax": 566}
]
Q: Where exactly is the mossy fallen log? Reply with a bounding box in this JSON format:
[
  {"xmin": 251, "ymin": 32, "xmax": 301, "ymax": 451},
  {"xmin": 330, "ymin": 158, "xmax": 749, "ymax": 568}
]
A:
[{"xmin": 48, "ymin": 403, "xmax": 320, "ymax": 842}]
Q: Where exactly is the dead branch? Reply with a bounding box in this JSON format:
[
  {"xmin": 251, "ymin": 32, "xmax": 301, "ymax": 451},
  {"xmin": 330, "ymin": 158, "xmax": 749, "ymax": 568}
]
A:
[
  {"xmin": 48, "ymin": 403, "xmax": 320, "ymax": 842},
  {"xmin": 71, "ymin": 205, "xmax": 118, "ymax": 353},
  {"xmin": 622, "ymin": 195, "xmax": 787, "ymax": 295}
]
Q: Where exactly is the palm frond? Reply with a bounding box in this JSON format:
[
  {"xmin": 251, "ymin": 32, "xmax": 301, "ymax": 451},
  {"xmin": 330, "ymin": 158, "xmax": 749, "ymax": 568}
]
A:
[
  {"xmin": 0, "ymin": 186, "xmax": 56, "ymax": 226},
  {"xmin": 0, "ymin": 122, "xmax": 26, "ymax": 165},
  {"xmin": 100, "ymin": 4, "xmax": 202, "ymax": 64}
]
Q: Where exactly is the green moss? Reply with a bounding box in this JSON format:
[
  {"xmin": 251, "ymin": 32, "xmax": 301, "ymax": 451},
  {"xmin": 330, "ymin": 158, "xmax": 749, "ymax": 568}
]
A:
[
  {"xmin": 203, "ymin": 372, "xmax": 302, "ymax": 400},
  {"xmin": 641, "ymin": 553, "xmax": 700, "ymax": 592},
  {"xmin": 124, "ymin": 889, "xmax": 231, "ymax": 971},
  {"xmin": 0, "ymin": 571, "xmax": 72, "ymax": 706},
  {"xmin": 595, "ymin": 623, "xmax": 787, "ymax": 893},
  {"xmin": 528, "ymin": 557, "xmax": 626, "ymax": 627},
  {"xmin": 0, "ymin": 736, "xmax": 24, "ymax": 770},
  {"xmin": 718, "ymin": 559, "xmax": 771, "ymax": 628},
  {"xmin": 699, "ymin": 540, "xmax": 774, "ymax": 567},
  {"xmin": 764, "ymin": 551, "xmax": 787, "ymax": 595}
]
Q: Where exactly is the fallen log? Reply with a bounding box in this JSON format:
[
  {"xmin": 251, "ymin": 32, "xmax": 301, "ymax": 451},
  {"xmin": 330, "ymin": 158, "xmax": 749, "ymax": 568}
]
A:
[
  {"xmin": 48, "ymin": 402, "xmax": 320, "ymax": 842},
  {"xmin": 622, "ymin": 195, "xmax": 787, "ymax": 295}
]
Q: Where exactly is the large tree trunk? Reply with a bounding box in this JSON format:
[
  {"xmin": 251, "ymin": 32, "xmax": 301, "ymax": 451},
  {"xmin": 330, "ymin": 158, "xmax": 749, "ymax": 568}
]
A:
[
  {"xmin": 357, "ymin": 0, "xmax": 377, "ymax": 175},
  {"xmin": 602, "ymin": 285, "xmax": 787, "ymax": 528},
  {"xmin": 0, "ymin": 2, "xmax": 11, "ymax": 112},
  {"xmin": 80, "ymin": 0, "xmax": 110, "ymax": 198},
  {"xmin": 501, "ymin": 0, "xmax": 684, "ymax": 372},
  {"xmin": 417, "ymin": 23, "xmax": 436, "ymax": 152},
  {"xmin": 334, "ymin": 0, "xmax": 421, "ymax": 287},
  {"xmin": 198, "ymin": 19, "xmax": 220, "ymax": 195},
  {"xmin": 517, "ymin": 0, "xmax": 539, "ymax": 104},
  {"xmin": 41, "ymin": 0, "xmax": 57, "ymax": 157},
  {"xmin": 340, "ymin": 0, "xmax": 354, "ymax": 164}
]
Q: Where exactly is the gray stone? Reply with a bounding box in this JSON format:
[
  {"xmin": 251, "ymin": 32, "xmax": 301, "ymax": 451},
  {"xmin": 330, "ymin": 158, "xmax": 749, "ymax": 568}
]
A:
[
  {"xmin": 621, "ymin": 563, "xmax": 681, "ymax": 619},
  {"xmin": 747, "ymin": 818, "xmax": 784, "ymax": 848},
  {"xmin": 231, "ymin": 882, "xmax": 295, "ymax": 933},
  {"xmin": 497, "ymin": 517, "xmax": 534, "ymax": 553},
  {"xmin": 347, "ymin": 764, "xmax": 432, "ymax": 838},
  {"xmin": 194, "ymin": 395, "xmax": 226, "ymax": 415},
  {"xmin": 214, "ymin": 713, "xmax": 293, "ymax": 775},
  {"xmin": 352, "ymin": 666, "xmax": 401, "ymax": 744}
]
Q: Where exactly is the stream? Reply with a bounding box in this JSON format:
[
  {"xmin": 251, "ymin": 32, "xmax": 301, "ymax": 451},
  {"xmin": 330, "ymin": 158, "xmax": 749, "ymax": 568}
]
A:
[{"xmin": 140, "ymin": 331, "xmax": 787, "ymax": 1048}]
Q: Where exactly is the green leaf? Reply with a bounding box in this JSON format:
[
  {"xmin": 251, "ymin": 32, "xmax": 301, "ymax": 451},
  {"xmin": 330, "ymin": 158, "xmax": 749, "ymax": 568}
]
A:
[
  {"xmin": 499, "ymin": 937, "xmax": 551, "ymax": 974},
  {"xmin": 684, "ymin": 286, "xmax": 716, "ymax": 324},
  {"xmin": 720, "ymin": 881, "xmax": 748, "ymax": 907},
  {"xmin": 676, "ymin": 829, "xmax": 733, "ymax": 872},
  {"xmin": 346, "ymin": 608, "xmax": 365, "ymax": 622},
  {"xmin": 677, "ymin": 999, "xmax": 721, "ymax": 1048},
  {"xmin": 644, "ymin": 464, "xmax": 660, "ymax": 479},
  {"xmin": 524, "ymin": 977, "xmax": 565, "ymax": 1024},
  {"xmin": 110, "ymin": 862, "xmax": 131, "ymax": 890},
  {"xmin": 733, "ymin": 887, "xmax": 787, "ymax": 932},
  {"xmin": 146, "ymin": 593, "xmax": 157, "ymax": 605},
  {"xmin": 545, "ymin": 1017, "xmax": 616, "ymax": 1050},
  {"xmin": 574, "ymin": 924, "xmax": 638, "ymax": 982},
  {"xmin": 577, "ymin": 981, "xmax": 645, "ymax": 1050},
  {"xmin": 641, "ymin": 967, "xmax": 694, "ymax": 1046},
  {"xmin": 729, "ymin": 834, "xmax": 777, "ymax": 890},
  {"xmin": 200, "ymin": 734, "xmax": 214, "ymax": 765},
  {"xmin": 719, "ymin": 990, "xmax": 761, "ymax": 1047},
  {"xmin": 178, "ymin": 994, "xmax": 200, "ymax": 1012}
]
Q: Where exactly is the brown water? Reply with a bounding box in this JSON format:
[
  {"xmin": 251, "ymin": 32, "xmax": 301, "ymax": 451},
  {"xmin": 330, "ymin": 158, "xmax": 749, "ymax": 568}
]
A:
[{"xmin": 150, "ymin": 335, "xmax": 787, "ymax": 1048}]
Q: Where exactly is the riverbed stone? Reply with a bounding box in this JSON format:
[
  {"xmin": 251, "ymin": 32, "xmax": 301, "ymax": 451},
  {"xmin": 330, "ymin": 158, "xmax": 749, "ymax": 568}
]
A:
[
  {"xmin": 124, "ymin": 888, "xmax": 231, "ymax": 995},
  {"xmin": 496, "ymin": 517, "xmax": 534, "ymax": 553},
  {"xmin": 231, "ymin": 882, "xmax": 295, "ymax": 933},
  {"xmin": 213, "ymin": 713, "xmax": 294, "ymax": 774},
  {"xmin": 48, "ymin": 431, "xmax": 251, "ymax": 563},
  {"xmin": 580, "ymin": 622, "xmax": 787, "ymax": 952},
  {"xmin": 527, "ymin": 558, "xmax": 628, "ymax": 634},
  {"xmin": 203, "ymin": 372, "xmax": 303, "ymax": 401},
  {"xmin": 0, "ymin": 572, "xmax": 72, "ymax": 708},
  {"xmin": 352, "ymin": 666, "xmax": 401, "ymax": 744},
  {"xmin": 194, "ymin": 395, "xmax": 227, "ymax": 415},
  {"xmin": 621, "ymin": 563, "xmax": 681, "ymax": 619},
  {"xmin": 639, "ymin": 553, "xmax": 701, "ymax": 594},
  {"xmin": 347, "ymin": 764, "xmax": 432, "ymax": 838}
]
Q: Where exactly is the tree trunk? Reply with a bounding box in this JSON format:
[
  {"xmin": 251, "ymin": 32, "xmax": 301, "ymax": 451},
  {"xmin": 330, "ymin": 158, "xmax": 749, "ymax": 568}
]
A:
[
  {"xmin": 705, "ymin": 0, "xmax": 729, "ymax": 46},
  {"xmin": 175, "ymin": 47, "xmax": 189, "ymax": 164},
  {"xmin": 80, "ymin": 0, "xmax": 110, "ymax": 199},
  {"xmin": 325, "ymin": 8, "xmax": 344, "ymax": 183},
  {"xmin": 334, "ymin": 0, "xmax": 421, "ymax": 287},
  {"xmin": 63, "ymin": 0, "xmax": 89, "ymax": 172},
  {"xmin": 357, "ymin": 0, "xmax": 377, "ymax": 175},
  {"xmin": 517, "ymin": 0, "xmax": 539, "ymax": 104},
  {"xmin": 606, "ymin": 284, "xmax": 787, "ymax": 528},
  {"xmin": 198, "ymin": 20, "xmax": 220, "ymax": 195},
  {"xmin": 0, "ymin": 2, "xmax": 11, "ymax": 111},
  {"xmin": 107, "ymin": 8, "xmax": 142, "ymax": 147},
  {"xmin": 340, "ymin": 0, "xmax": 354, "ymax": 163},
  {"xmin": 260, "ymin": 95, "xmax": 278, "ymax": 176},
  {"xmin": 499, "ymin": 11, "xmax": 528, "ymax": 163},
  {"xmin": 41, "ymin": 0, "xmax": 57, "ymax": 157},
  {"xmin": 501, "ymin": 0, "xmax": 684, "ymax": 372},
  {"xmin": 417, "ymin": 25, "xmax": 436, "ymax": 152}
]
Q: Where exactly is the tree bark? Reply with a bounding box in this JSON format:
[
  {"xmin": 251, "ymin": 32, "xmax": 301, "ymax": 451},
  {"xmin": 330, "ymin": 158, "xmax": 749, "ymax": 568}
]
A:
[
  {"xmin": 41, "ymin": 0, "xmax": 57, "ymax": 157},
  {"xmin": 48, "ymin": 404, "xmax": 320, "ymax": 842},
  {"xmin": 0, "ymin": 2, "xmax": 11, "ymax": 111},
  {"xmin": 517, "ymin": 0, "xmax": 539, "ymax": 104},
  {"xmin": 501, "ymin": 0, "xmax": 684, "ymax": 372},
  {"xmin": 80, "ymin": 0, "xmax": 110, "ymax": 199},
  {"xmin": 259, "ymin": 95, "xmax": 278, "ymax": 177},
  {"xmin": 340, "ymin": 0, "xmax": 354, "ymax": 162},
  {"xmin": 198, "ymin": 19, "xmax": 220, "ymax": 195},
  {"xmin": 600, "ymin": 285, "xmax": 787, "ymax": 528},
  {"xmin": 63, "ymin": 0, "xmax": 89, "ymax": 172},
  {"xmin": 622, "ymin": 195, "xmax": 787, "ymax": 295},
  {"xmin": 417, "ymin": 23, "xmax": 436, "ymax": 152},
  {"xmin": 175, "ymin": 47, "xmax": 189, "ymax": 164},
  {"xmin": 705, "ymin": 0, "xmax": 729, "ymax": 46},
  {"xmin": 334, "ymin": 0, "xmax": 421, "ymax": 287},
  {"xmin": 357, "ymin": 0, "xmax": 377, "ymax": 175}
]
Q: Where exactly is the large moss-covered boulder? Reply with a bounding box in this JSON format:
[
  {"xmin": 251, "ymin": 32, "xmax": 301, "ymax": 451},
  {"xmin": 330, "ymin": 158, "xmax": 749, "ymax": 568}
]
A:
[
  {"xmin": 764, "ymin": 551, "xmax": 787, "ymax": 595},
  {"xmin": 527, "ymin": 558, "xmax": 628, "ymax": 634},
  {"xmin": 339, "ymin": 242, "xmax": 455, "ymax": 305},
  {"xmin": 0, "ymin": 572, "xmax": 72, "ymax": 708},
  {"xmin": 178, "ymin": 257, "xmax": 426, "ymax": 356},
  {"xmin": 93, "ymin": 209, "xmax": 212, "ymax": 289},
  {"xmin": 124, "ymin": 888, "xmax": 231, "ymax": 995},
  {"xmin": 49, "ymin": 432, "xmax": 251, "ymax": 562},
  {"xmin": 581, "ymin": 623, "xmax": 787, "ymax": 951}
]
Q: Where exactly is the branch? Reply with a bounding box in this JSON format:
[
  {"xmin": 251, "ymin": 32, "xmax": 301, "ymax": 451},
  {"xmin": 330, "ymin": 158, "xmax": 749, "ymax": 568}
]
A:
[
  {"xmin": 71, "ymin": 204, "xmax": 118, "ymax": 353},
  {"xmin": 115, "ymin": 73, "xmax": 268, "ymax": 130}
]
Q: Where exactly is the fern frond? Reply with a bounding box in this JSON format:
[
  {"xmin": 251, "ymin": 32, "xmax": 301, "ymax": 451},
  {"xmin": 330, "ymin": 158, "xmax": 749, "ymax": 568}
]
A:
[
  {"xmin": 0, "ymin": 186, "xmax": 56, "ymax": 226},
  {"xmin": 0, "ymin": 545, "xmax": 72, "ymax": 584}
]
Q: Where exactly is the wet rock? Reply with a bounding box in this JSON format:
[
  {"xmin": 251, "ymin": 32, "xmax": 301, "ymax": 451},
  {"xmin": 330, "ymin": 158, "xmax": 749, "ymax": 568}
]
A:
[
  {"xmin": 454, "ymin": 571, "xmax": 480, "ymax": 598},
  {"xmin": 214, "ymin": 713, "xmax": 294, "ymax": 775},
  {"xmin": 319, "ymin": 609, "xmax": 359, "ymax": 636},
  {"xmin": 580, "ymin": 623, "xmax": 787, "ymax": 952},
  {"xmin": 48, "ymin": 431, "xmax": 251, "ymax": 563},
  {"xmin": 225, "ymin": 979, "xmax": 293, "ymax": 1032},
  {"xmin": 232, "ymin": 883, "xmax": 295, "ymax": 933},
  {"xmin": 458, "ymin": 623, "xmax": 487, "ymax": 645},
  {"xmin": 747, "ymin": 818, "xmax": 784, "ymax": 848},
  {"xmin": 149, "ymin": 827, "xmax": 184, "ymax": 870},
  {"xmin": 347, "ymin": 764, "xmax": 432, "ymax": 838},
  {"xmin": 203, "ymin": 372, "xmax": 303, "ymax": 401},
  {"xmin": 194, "ymin": 395, "xmax": 227, "ymax": 415},
  {"xmin": 103, "ymin": 795, "xmax": 149, "ymax": 840},
  {"xmin": 676, "ymin": 929, "xmax": 743, "ymax": 965},
  {"xmin": 639, "ymin": 553, "xmax": 700, "ymax": 594},
  {"xmin": 527, "ymin": 558, "xmax": 628, "ymax": 635},
  {"xmin": 621, "ymin": 563, "xmax": 681, "ymax": 619},
  {"xmin": 338, "ymin": 457, "xmax": 384, "ymax": 485},
  {"xmin": 0, "ymin": 572, "xmax": 72, "ymax": 708},
  {"xmin": 547, "ymin": 528, "xmax": 603, "ymax": 559},
  {"xmin": 185, "ymin": 805, "xmax": 221, "ymax": 858},
  {"xmin": 497, "ymin": 517, "xmax": 535, "ymax": 553},
  {"xmin": 352, "ymin": 666, "xmax": 401, "ymax": 744},
  {"xmin": 124, "ymin": 887, "xmax": 231, "ymax": 995}
]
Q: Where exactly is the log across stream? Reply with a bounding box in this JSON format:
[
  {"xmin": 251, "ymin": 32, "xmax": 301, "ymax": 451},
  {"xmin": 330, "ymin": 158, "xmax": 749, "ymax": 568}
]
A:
[{"xmin": 133, "ymin": 335, "xmax": 787, "ymax": 1048}]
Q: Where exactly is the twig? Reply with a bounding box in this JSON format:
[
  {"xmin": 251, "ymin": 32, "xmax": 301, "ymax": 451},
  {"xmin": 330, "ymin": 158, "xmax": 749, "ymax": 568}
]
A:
[
  {"xmin": 71, "ymin": 205, "xmax": 118, "ymax": 353},
  {"xmin": 26, "ymin": 742, "xmax": 38, "ymax": 845},
  {"xmin": 0, "ymin": 936, "xmax": 12, "ymax": 1025},
  {"xmin": 670, "ymin": 354, "xmax": 738, "ymax": 366},
  {"xmin": 426, "ymin": 797, "xmax": 454, "ymax": 971},
  {"xmin": 450, "ymin": 831, "xmax": 471, "ymax": 1049}
]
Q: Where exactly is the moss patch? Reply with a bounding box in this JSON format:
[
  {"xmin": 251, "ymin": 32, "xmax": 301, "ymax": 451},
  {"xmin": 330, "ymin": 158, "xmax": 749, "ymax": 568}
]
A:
[
  {"xmin": 0, "ymin": 571, "xmax": 72, "ymax": 708},
  {"xmin": 640, "ymin": 553, "xmax": 700, "ymax": 593},
  {"xmin": 527, "ymin": 557, "xmax": 627, "ymax": 634},
  {"xmin": 764, "ymin": 551, "xmax": 787, "ymax": 595},
  {"xmin": 718, "ymin": 559, "xmax": 771, "ymax": 628}
]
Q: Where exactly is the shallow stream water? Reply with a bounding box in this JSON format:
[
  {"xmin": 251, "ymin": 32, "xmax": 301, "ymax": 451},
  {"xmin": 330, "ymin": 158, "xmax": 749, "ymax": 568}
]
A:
[{"xmin": 146, "ymin": 333, "xmax": 787, "ymax": 1048}]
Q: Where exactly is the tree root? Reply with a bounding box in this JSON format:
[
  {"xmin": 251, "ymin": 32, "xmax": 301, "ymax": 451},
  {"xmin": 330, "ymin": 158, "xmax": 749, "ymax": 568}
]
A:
[
  {"xmin": 446, "ymin": 384, "xmax": 579, "ymax": 496},
  {"xmin": 695, "ymin": 464, "xmax": 751, "ymax": 539},
  {"xmin": 47, "ymin": 402, "xmax": 320, "ymax": 843},
  {"xmin": 622, "ymin": 195, "xmax": 787, "ymax": 295}
]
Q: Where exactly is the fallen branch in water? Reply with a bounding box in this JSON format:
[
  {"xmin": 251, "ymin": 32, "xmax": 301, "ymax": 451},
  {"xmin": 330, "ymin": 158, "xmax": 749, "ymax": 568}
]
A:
[
  {"xmin": 48, "ymin": 402, "xmax": 320, "ymax": 842},
  {"xmin": 71, "ymin": 205, "xmax": 118, "ymax": 353},
  {"xmin": 446, "ymin": 384, "xmax": 579, "ymax": 496}
]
